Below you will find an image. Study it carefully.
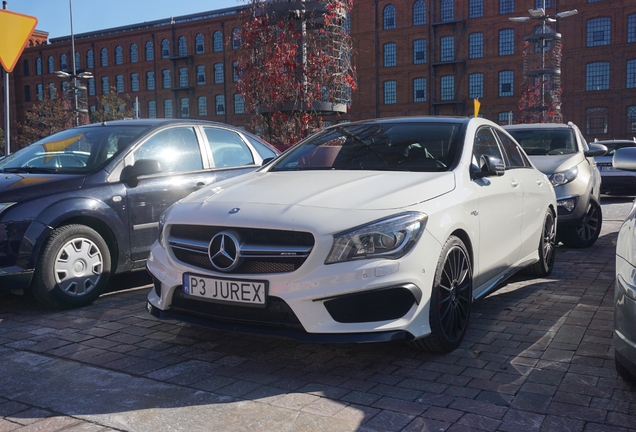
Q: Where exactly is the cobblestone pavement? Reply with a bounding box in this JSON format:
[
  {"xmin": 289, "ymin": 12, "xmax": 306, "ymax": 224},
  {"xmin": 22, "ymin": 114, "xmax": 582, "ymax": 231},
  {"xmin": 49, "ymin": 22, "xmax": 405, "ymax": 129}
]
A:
[{"xmin": 0, "ymin": 218, "xmax": 634, "ymax": 432}]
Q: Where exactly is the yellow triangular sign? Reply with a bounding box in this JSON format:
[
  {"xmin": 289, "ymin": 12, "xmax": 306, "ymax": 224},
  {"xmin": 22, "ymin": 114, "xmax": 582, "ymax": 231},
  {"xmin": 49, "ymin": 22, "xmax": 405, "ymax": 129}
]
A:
[
  {"xmin": 474, "ymin": 99, "xmax": 481, "ymax": 118},
  {"xmin": 0, "ymin": 10, "xmax": 38, "ymax": 73}
]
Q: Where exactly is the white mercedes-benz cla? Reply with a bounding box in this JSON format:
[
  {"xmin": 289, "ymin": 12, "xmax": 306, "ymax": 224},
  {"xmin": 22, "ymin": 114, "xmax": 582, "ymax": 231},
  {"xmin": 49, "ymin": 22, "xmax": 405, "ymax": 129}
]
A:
[{"xmin": 146, "ymin": 117, "xmax": 557, "ymax": 352}]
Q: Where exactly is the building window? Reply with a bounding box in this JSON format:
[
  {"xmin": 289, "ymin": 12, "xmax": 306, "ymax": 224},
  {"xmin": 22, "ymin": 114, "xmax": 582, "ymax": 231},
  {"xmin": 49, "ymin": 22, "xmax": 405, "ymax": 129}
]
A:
[
  {"xmin": 49, "ymin": 83, "xmax": 56, "ymax": 99},
  {"xmin": 587, "ymin": 17, "xmax": 611, "ymax": 47},
  {"xmin": 100, "ymin": 48, "xmax": 108, "ymax": 66},
  {"xmin": 469, "ymin": 73, "xmax": 484, "ymax": 98},
  {"xmin": 48, "ymin": 56, "xmax": 54, "ymax": 73},
  {"xmin": 178, "ymin": 36, "xmax": 187, "ymax": 56},
  {"xmin": 23, "ymin": 60, "xmax": 30, "ymax": 76},
  {"xmin": 413, "ymin": 39, "xmax": 426, "ymax": 64},
  {"xmin": 628, "ymin": 106, "xmax": 636, "ymax": 133},
  {"xmin": 499, "ymin": 70, "xmax": 514, "ymax": 96},
  {"xmin": 75, "ymin": 52, "xmax": 80, "ymax": 70},
  {"xmin": 36, "ymin": 58, "xmax": 42, "ymax": 75},
  {"xmin": 383, "ymin": 43, "xmax": 396, "ymax": 67},
  {"xmin": 61, "ymin": 81, "xmax": 68, "ymax": 94},
  {"xmin": 60, "ymin": 54, "xmax": 67, "ymax": 71},
  {"xmin": 440, "ymin": 0, "xmax": 454, "ymax": 22},
  {"xmin": 469, "ymin": 0, "xmax": 483, "ymax": 18},
  {"xmin": 586, "ymin": 107, "xmax": 608, "ymax": 134},
  {"xmin": 145, "ymin": 41, "xmax": 154, "ymax": 61},
  {"xmin": 180, "ymin": 98, "xmax": 189, "ymax": 118},
  {"xmin": 101, "ymin": 77, "xmax": 109, "ymax": 94},
  {"xmin": 87, "ymin": 50, "xmax": 94, "ymax": 68},
  {"xmin": 469, "ymin": 33, "xmax": 484, "ymax": 59},
  {"xmin": 498, "ymin": 111, "xmax": 513, "ymax": 125},
  {"xmin": 232, "ymin": 28, "xmax": 242, "ymax": 49},
  {"xmin": 413, "ymin": 77, "xmax": 426, "ymax": 102},
  {"xmin": 196, "ymin": 34, "xmax": 205, "ymax": 54},
  {"xmin": 179, "ymin": 68, "xmax": 188, "ymax": 87},
  {"xmin": 197, "ymin": 65, "xmax": 206, "ymax": 85},
  {"xmin": 441, "ymin": 75, "xmax": 454, "ymax": 100},
  {"xmin": 586, "ymin": 62, "xmax": 610, "ymax": 90},
  {"xmin": 24, "ymin": 85, "xmax": 31, "ymax": 102},
  {"xmin": 535, "ymin": 0, "xmax": 551, "ymax": 7},
  {"xmin": 384, "ymin": 80, "xmax": 396, "ymax": 104},
  {"xmin": 234, "ymin": 94, "xmax": 245, "ymax": 114},
  {"xmin": 36, "ymin": 83, "xmax": 43, "ymax": 100},
  {"xmin": 214, "ymin": 63, "xmax": 224, "ymax": 83},
  {"xmin": 148, "ymin": 101, "xmax": 157, "ymax": 118},
  {"xmin": 213, "ymin": 31, "xmax": 223, "ymax": 52},
  {"xmin": 440, "ymin": 36, "xmax": 454, "ymax": 61},
  {"xmin": 131, "ymin": 73, "xmax": 139, "ymax": 92},
  {"xmin": 233, "ymin": 61, "xmax": 239, "ymax": 82},
  {"xmin": 88, "ymin": 78, "xmax": 95, "ymax": 96},
  {"xmin": 216, "ymin": 95, "xmax": 226, "ymax": 115},
  {"xmin": 116, "ymin": 75, "xmax": 124, "ymax": 93},
  {"xmin": 164, "ymin": 99, "xmax": 173, "ymax": 118},
  {"xmin": 130, "ymin": 44, "xmax": 138, "ymax": 63},
  {"xmin": 499, "ymin": 0, "xmax": 514, "ymax": 14},
  {"xmin": 499, "ymin": 29, "xmax": 514, "ymax": 56},
  {"xmin": 627, "ymin": 59, "xmax": 636, "ymax": 88},
  {"xmin": 163, "ymin": 69, "xmax": 171, "ymax": 88},
  {"xmin": 413, "ymin": 0, "xmax": 426, "ymax": 25},
  {"xmin": 384, "ymin": 5, "xmax": 396, "ymax": 29},
  {"xmin": 161, "ymin": 39, "xmax": 170, "ymax": 58},
  {"xmin": 146, "ymin": 71, "xmax": 155, "ymax": 90},
  {"xmin": 198, "ymin": 96, "xmax": 207, "ymax": 116},
  {"xmin": 115, "ymin": 46, "xmax": 123, "ymax": 65},
  {"xmin": 629, "ymin": 14, "xmax": 636, "ymax": 43}
]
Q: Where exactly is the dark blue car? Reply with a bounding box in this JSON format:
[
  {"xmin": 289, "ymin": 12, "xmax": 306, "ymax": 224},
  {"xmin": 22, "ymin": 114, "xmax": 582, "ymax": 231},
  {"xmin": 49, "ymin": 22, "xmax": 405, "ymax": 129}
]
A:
[{"xmin": 0, "ymin": 119, "xmax": 278, "ymax": 308}]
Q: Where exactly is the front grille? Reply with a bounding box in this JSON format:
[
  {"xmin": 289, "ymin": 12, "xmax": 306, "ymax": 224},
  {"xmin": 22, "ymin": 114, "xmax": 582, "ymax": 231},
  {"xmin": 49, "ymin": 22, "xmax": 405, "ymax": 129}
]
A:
[
  {"xmin": 324, "ymin": 287, "xmax": 417, "ymax": 323},
  {"xmin": 168, "ymin": 225, "xmax": 315, "ymax": 274},
  {"xmin": 170, "ymin": 286, "xmax": 304, "ymax": 330}
]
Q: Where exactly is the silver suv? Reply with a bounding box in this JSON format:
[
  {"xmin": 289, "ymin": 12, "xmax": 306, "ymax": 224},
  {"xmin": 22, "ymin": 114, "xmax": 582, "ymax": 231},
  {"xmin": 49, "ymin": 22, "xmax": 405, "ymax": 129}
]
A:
[{"xmin": 504, "ymin": 122, "xmax": 607, "ymax": 248}]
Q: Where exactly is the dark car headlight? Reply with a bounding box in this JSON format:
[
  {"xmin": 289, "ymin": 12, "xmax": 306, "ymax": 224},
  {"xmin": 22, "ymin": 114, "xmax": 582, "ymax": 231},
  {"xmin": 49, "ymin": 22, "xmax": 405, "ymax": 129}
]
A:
[{"xmin": 325, "ymin": 212, "xmax": 427, "ymax": 264}]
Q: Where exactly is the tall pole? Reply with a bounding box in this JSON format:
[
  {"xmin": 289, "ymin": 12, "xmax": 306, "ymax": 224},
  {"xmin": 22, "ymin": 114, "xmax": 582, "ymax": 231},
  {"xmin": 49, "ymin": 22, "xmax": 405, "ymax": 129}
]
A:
[
  {"xmin": 3, "ymin": 1, "xmax": 10, "ymax": 155},
  {"xmin": 69, "ymin": 0, "xmax": 79, "ymax": 126}
]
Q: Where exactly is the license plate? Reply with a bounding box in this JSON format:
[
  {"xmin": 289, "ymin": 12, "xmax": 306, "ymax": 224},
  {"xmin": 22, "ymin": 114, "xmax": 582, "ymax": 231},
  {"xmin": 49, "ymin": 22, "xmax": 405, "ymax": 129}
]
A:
[
  {"xmin": 599, "ymin": 166, "xmax": 616, "ymax": 172},
  {"xmin": 183, "ymin": 274, "xmax": 267, "ymax": 306}
]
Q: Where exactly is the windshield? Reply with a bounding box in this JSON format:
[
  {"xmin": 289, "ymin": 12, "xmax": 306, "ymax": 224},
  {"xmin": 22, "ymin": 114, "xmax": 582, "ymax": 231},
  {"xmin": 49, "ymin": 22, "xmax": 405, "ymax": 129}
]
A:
[
  {"xmin": 271, "ymin": 122, "xmax": 461, "ymax": 172},
  {"xmin": 506, "ymin": 129, "xmax": 576, "ymax": 156},
  {"xmin": 0, "ymin": 125, "xmax": 151, "ymax": 174}
]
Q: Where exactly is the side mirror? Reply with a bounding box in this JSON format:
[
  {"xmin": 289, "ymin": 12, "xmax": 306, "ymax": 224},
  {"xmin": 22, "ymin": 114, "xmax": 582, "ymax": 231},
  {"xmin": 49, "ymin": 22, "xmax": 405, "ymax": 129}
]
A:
[
  {"xmin": 472, "ymin": 154, "xmax": 505, "ymax": 179},
  {"xmin": 613, "ymin": 147, "xmax": 636, "ymax": 172},
  {"xmin": 585, "ymin": 143, "xmax": 608, "ymax": 157},
  {"xmin": 261, "ymin": 157, "xmax": 276, "ymax": 166},
  {"xmin": 123, "ymin": 159, "xmax": 161, "ymax": 183}
]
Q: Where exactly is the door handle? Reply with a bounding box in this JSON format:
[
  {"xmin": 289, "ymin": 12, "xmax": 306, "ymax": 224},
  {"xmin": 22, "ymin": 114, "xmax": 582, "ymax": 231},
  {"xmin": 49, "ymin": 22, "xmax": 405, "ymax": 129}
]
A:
[{"xmin": 194, "ymin": 182, "xmax": 206, "ymax": 190}]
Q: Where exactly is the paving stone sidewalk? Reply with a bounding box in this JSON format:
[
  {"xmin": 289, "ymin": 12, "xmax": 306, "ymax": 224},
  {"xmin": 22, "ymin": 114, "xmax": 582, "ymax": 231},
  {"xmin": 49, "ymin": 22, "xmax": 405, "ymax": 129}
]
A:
[{"xmin": 0, "ymin": 219, "xmax": 634, "ymax": 431}]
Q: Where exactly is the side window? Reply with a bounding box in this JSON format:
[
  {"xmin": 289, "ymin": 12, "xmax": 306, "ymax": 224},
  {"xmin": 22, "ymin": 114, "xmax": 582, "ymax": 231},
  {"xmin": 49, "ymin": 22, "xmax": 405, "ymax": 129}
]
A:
[
  {"xmin": 495, "ymin": 130, "xmax": 530, "ymax": 168},
  {"xmin": 473, "ymin": 127, "xmax": 504, "ymax": 169},
  {"xmin": 132, "ymin": 127, "xmax": 203, "ymax": 173},
  {"xmin": 204, "ymin": 127, "xmax": 255, "ymax": 167},
  {"xmin": 244, "ymin": 135, "xmax": 277, "ymax": 160}
]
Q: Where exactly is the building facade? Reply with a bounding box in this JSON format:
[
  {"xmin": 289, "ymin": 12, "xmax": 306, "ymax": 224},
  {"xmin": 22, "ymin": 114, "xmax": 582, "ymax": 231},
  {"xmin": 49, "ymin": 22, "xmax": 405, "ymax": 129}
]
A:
[{"xmin": 2, "ymin": 0, "xmax": 636, "ymax": 145}]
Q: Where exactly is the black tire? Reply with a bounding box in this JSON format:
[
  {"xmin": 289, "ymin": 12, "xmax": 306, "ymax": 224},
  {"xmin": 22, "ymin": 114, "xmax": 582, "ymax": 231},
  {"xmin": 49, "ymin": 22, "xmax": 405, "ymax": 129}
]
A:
[
  {"xmin": 561, "ymin": 198, "xmax": 602, "ymax": 248},
  {"xmin": 523, "ymin": 210, "xmax": 556, "ymax": 277},
  {"xmin": 31, "ymin": 224, "xmax": 111, "ymax": 309},
  {"xmin": 410, "ymin": 236, "xmax": 472, "ymax": 353},
  {"xmin": 615, "ymin": 354, "xmax": 636, "ymax": 383}
]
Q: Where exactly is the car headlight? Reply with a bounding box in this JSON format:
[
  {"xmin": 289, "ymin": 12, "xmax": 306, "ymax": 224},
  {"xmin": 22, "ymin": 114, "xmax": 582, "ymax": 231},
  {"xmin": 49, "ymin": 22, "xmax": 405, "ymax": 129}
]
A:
[
  {"xmin": 325, "ymin": 212, "xmax": 427, "ymax": 264},
  {"xmin": 549, "ymin": 166, "xmax": 578, "ymax": 187},
  {"xmin": 0, "ymin": 202, "xmax": 16, "ymax": 215}
]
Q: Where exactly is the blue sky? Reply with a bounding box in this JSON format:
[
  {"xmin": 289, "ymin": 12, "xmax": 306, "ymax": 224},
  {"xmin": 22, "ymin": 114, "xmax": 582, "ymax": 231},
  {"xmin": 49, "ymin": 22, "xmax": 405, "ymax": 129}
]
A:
[{"xmin": 7, "ymin": 0, "xmax": 246, "ymax": 39}]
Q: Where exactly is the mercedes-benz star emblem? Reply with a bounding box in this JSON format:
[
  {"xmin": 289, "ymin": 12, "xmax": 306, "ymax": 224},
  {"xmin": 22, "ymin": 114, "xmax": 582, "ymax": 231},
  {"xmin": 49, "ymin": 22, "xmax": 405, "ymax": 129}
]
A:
[{"xmin": 208, "ymin": 231, "xmax": 242, "ymax": 272}]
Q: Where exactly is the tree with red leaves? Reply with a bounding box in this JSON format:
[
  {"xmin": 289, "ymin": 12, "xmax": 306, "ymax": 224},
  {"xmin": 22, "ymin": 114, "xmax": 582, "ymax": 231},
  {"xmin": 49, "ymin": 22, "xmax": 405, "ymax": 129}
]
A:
[{"xmin": 235, "ymin": 0, "xmax": 356, "ymax": 147}]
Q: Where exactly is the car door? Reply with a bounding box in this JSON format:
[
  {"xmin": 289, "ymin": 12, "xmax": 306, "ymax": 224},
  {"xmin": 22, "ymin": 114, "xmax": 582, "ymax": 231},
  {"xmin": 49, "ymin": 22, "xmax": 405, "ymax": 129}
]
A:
[
  {"xmin": 471, "ymin": 126, "xmax": 523, "ymax": 294},
  {"xmin": 126, "ymin": 125, "xmax": 215, "ymax": 262}
]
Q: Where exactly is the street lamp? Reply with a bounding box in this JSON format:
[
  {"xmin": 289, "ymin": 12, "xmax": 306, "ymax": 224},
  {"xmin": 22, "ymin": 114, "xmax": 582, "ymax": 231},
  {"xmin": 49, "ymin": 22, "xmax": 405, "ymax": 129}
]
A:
[{"xmin": 510, "ymin": 1, "xmax": 577, "ymax": 122}]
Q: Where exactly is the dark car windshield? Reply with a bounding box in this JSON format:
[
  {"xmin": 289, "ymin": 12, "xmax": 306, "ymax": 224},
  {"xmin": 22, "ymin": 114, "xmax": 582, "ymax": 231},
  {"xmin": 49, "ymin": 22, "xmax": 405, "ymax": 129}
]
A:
[
  {"xmin": 506, "ymin": 129, "xmax": 576, "ymax": 156},
  {"xmin": 0, "ymin": 124, "xmax": 151, "ymax": 174},
  {"xmin": 598, "ymin": 141, "xmax": 636, "ymax": 156},
  {"xmin": 270, "ymin": 122, "xmax": 462, "ymax": 172}
]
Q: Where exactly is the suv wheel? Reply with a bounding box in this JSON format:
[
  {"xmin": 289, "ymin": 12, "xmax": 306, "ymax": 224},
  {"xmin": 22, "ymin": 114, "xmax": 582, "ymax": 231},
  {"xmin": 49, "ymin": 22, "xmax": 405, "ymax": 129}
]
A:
[
  {"xmin": 561, "ymin": 199, "xmax": 602, "ymax": 248},
  {"xmin": 31, "ymin": 224, "xmax": 111, "ymax": 309}
]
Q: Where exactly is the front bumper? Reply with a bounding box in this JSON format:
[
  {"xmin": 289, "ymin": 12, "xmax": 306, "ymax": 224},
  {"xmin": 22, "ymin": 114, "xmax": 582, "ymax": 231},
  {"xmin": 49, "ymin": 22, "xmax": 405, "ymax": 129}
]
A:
[{"xmin": 614, "ymin": 256, "xmax": 636, "ymax": 377}]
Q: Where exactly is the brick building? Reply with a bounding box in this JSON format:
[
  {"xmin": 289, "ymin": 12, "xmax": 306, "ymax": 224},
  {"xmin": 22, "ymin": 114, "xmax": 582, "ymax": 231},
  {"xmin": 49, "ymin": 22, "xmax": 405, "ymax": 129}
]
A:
[{"xmin": 2, "ymin": 0, "xmax": 636, "ymax": 145}]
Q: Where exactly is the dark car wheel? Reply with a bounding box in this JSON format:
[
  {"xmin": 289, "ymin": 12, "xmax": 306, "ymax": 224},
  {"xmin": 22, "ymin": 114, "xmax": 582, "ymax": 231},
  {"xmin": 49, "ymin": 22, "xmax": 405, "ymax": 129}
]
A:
[
  {"xmin": 31, "ymin": 224, "xmax": 111, "ymax": 309},
  {"xmin": 410, "ymin": 236, "xmax": 472, "ymax": 353},
  {"xmin": 523, "ymin": 210, "xmax": 556, "ymax": 277},
  {"xmin": 615, "ymin": 354, "xmax": 636, "ymax": 382},
  {"xmin": 561, "ymin": 199, "xmax": 602, "ymax": 248}
]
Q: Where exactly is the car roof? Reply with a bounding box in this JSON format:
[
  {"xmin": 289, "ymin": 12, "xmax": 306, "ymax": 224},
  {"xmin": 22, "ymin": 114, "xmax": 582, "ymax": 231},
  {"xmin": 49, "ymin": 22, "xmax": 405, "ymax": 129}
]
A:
[
  {"xmin": 503, "ymin": 123, "xmax": 573, "ymax": 130},
  {"xmin": 76, "ymin": 119, "xmax": 241, "ymax": 129},
  {"xmin": 593, "ymin": 139, "xmax": 636, "ymax": 145}
]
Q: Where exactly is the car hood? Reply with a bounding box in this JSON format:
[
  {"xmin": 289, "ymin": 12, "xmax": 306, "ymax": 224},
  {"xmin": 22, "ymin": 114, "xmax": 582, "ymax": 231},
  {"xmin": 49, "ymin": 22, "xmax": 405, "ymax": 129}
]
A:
[
  {"xmin": 0, "ymin": 173, "xmax": 85, "ymax": 201},
  {"xmin": 185, "ymin": 170, "xmax": 455, "ymax": 211},
  {"xmin": 528, "ymin": 153, "xmax": 585, "ymax": 176}
]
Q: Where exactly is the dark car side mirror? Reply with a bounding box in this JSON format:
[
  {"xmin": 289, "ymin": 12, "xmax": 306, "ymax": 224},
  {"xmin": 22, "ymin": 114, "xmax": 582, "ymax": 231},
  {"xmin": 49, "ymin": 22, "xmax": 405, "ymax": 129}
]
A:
[
  {"xmin": 471, "ymin": 154, "xmax": 505, "ymax": 179},
  {"xmin": 613, "ymin": 147, "xmax": 636, "ymax": 172},
  {"xmin": 585, "ymin": 143, "xmax": 608, "ymax": 157},
  {"xmin": 123, "ymin": 159, "xmax": 162, "ymax": 185}
]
